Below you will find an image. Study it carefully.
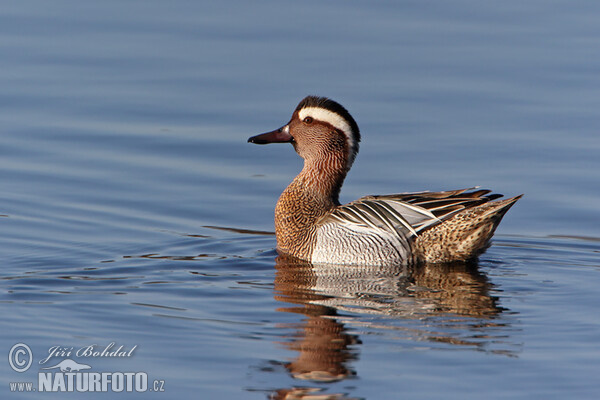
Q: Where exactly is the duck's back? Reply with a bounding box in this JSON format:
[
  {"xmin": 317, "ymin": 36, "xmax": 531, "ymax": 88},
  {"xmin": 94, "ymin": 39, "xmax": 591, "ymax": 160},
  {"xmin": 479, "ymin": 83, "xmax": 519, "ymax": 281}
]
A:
[{"xmin": 310, "ymin": 188, "xmax": 521, "ymax": 265}]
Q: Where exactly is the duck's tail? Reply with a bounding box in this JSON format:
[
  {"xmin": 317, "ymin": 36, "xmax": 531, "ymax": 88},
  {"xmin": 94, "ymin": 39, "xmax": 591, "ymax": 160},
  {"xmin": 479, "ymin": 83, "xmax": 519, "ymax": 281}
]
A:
[{"xmin": 413, "ymin": 195, "xmax": 522, "ymax": 263}]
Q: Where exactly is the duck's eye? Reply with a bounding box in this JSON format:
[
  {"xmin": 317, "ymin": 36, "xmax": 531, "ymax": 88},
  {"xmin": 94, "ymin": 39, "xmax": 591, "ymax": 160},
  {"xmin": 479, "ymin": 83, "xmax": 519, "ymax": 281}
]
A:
[{"xmin": 303, "ymin": 116, "xmax": 313, "ymax": 124}]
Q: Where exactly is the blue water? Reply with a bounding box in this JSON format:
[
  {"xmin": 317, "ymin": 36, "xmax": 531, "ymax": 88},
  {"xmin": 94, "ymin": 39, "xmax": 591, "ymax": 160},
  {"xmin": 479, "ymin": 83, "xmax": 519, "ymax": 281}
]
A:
[{"xmin": 1, "ymin": 1, "xmax": 599, "ymax": 399}]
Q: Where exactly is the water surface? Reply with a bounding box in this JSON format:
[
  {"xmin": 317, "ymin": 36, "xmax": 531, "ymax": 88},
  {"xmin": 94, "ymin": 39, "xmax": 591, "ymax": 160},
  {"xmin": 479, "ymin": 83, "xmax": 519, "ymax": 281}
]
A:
[{"xmin": 1, "ymin": 1, "xmax": 599, "ymax": 399}]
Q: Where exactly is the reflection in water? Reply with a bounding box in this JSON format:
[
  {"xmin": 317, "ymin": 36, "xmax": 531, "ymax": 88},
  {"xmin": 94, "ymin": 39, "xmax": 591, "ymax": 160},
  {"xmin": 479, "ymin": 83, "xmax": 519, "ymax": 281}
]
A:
[
  {"xmin": 271, "ymin": 255, "xmax": 512, "ymax": 397},
  {"xmin": 270, "ymin": 387, "xmax": 359, "ymax": 400},
  {"xmin": 274, "ymin": 257, "xmax": 361, "ymax": 383}
]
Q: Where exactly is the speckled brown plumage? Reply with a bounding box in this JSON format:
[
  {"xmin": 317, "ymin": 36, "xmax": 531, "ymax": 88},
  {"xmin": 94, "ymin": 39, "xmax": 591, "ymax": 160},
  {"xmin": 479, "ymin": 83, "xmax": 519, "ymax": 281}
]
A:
[
  {"xmin": 275, "ymin": 156, "xmax": 347, "ymax": 260},
  {"xmin": 413, "ymin": 195, "xmax": 521, "ymax": 263}
]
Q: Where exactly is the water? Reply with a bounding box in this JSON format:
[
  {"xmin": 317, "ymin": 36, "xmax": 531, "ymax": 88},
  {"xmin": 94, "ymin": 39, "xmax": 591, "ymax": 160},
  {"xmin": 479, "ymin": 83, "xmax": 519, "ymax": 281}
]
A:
[{"xmin": 1, "ymin": 1, "xmax": 599, "ymax": 398}]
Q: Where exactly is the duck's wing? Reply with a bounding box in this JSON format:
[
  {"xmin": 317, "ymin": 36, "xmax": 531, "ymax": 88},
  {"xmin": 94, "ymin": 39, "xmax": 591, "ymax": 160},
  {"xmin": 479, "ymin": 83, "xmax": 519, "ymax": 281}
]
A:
[
  {"xmin": 325, "ymin": 187, "xmax": 505, "ymax": 238},
  {"xmin": 325, "ymin": 197, "xmax": 437, "ymax": 238}
]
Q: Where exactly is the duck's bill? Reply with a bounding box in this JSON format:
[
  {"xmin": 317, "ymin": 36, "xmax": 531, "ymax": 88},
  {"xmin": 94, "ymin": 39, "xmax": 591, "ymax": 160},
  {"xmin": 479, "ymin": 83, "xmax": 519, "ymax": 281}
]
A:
[{"xmin": 248, "ymin": 126, "xmax": 293, "ymax": 144}]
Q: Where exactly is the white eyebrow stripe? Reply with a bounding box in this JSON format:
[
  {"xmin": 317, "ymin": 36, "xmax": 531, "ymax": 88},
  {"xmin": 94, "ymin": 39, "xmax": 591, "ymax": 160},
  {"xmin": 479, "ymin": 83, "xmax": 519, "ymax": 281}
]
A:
[
  {"xmin": 299, "ymin": 107, "xmax": 352, "ymax": 137},
  {"xmin": 298, "ymin": 107, "xmax": 356, "ymax": 160}
]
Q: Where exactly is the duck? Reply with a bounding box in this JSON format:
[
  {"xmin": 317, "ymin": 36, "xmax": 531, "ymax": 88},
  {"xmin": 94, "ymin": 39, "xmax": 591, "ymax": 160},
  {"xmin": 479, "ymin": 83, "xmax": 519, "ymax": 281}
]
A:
[{"xmin": 248, "ymin": 96, "xmax": 521, "ymax": 265}]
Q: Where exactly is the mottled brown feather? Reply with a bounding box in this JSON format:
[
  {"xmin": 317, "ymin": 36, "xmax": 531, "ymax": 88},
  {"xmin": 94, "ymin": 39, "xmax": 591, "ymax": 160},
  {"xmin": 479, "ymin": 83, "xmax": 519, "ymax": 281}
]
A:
[{"xmin": 413, "ymin": 195, "xmax": 522, "ymax": 263}]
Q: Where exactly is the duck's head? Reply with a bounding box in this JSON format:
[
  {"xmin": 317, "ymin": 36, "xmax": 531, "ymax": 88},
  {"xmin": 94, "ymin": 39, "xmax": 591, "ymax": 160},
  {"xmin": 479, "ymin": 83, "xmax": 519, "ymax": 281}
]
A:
[{"xmin": 248, "ymin": 96, "xmax": 361, "ymax": 171}]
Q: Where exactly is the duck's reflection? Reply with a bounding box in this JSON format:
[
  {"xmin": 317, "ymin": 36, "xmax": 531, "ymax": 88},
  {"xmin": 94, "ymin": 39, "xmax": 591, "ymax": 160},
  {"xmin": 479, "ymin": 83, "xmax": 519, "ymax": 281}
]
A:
[
  {"xmin": 274, "ymin": 256, "xmax": 361, "ymax": 383},
  {"xmin": 271, "ymin": 255, "xmax": 508, "ymax": 395}
]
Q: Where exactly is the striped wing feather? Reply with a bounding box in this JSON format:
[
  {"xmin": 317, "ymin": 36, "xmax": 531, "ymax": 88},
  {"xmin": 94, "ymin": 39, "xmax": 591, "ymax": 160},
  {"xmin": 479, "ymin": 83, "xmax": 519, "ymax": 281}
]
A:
[{"xmin": 324, "ymin": 187, "xmax": 504, "ymax": 238}]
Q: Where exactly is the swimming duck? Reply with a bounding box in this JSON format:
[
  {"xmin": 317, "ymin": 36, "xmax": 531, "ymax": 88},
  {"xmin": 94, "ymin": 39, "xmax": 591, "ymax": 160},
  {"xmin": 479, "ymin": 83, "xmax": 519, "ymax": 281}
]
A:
[{"xmin": 248, "ymin": 96, "xmax": 521, "ymax": 265}]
